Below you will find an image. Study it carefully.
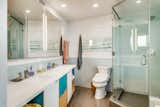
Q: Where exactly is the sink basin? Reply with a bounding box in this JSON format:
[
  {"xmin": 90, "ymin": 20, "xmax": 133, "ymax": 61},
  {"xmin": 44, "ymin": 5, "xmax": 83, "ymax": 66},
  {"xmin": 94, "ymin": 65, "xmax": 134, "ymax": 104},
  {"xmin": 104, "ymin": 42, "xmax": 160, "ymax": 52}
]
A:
[{"xmin": 10, "ymin": 78, "xmax": 24, "ymax": 82}]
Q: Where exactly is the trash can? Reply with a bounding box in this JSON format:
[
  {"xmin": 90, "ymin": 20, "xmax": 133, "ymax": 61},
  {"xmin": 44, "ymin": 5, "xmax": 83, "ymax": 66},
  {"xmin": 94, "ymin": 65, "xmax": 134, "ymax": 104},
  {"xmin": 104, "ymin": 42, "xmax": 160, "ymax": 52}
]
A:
[{"xmin": 23, "ymin": 103, "xmax": 41, "ymax": 107}]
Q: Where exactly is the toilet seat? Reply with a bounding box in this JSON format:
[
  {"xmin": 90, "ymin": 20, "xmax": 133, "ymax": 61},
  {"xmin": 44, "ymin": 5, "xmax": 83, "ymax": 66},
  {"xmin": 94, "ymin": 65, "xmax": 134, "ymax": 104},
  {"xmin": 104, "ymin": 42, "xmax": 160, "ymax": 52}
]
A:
[
  {"xmin": 92, "ymin": 73, "xmax": 110, "ymax": 83},
  {"xmin": 93, "ymin": 81, "xmax": 107, "ymax": 87}
]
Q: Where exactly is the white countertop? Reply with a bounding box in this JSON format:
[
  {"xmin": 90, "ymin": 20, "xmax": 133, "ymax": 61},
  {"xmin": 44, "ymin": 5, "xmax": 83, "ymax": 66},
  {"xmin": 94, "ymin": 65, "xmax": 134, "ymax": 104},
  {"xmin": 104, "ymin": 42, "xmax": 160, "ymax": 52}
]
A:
[
  {"xmin": 8, "ymin": 57, "xmax": 62, "ymax": 66},
  {"xmin": 7, "ymin": 64, "xmax": 76, "ymax": 107}
]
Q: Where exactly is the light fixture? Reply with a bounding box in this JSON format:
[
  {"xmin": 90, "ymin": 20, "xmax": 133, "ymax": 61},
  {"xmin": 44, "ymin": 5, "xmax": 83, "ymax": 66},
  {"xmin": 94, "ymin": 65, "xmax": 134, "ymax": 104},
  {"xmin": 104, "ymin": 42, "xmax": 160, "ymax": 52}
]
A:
[
  {"xmin": 25, "ymin": 9, "xmax": 31, "ymax": 14},
  {"xmin": 89, "ymin": 40, "xmax": 93, "ymax": 46},
  {"xmin": 61, "ymin": 4, "xmax": 67, "ymax": 8},
  {"xmin": 93, "ymin": 3, "xmax": 99, "ymax": 8},
  {"xmin": 136, "ymin": 0, "xmax": 142, "ymax": 4}
]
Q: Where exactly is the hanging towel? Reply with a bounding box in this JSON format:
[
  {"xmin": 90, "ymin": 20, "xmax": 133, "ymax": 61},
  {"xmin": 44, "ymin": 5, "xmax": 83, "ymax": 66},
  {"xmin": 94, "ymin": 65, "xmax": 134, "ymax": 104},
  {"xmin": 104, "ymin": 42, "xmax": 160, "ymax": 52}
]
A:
[
  {"xmin": 77, "ymin": 35, "xmax": 82, "ymax": 70},
  {"xmin": 59, "ymin": 36, "xmax": 63, "ymax": 56},
  {"xmin": 63, "ymin": 40, "xmax": 69, "ymax": 64}
]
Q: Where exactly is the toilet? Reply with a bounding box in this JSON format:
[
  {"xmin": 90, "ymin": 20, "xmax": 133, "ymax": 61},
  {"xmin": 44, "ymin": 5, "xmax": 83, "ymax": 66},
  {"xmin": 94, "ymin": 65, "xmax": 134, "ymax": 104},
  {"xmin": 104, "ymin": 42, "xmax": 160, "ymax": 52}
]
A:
[{"xmin": 92, "ymin": 66, "xmax": 111, "ymax": 99}]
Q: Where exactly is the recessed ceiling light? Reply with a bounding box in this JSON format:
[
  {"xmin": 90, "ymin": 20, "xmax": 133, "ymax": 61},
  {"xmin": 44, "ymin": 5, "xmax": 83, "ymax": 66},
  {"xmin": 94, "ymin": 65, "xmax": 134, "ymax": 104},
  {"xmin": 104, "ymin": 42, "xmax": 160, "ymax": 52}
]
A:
[
  {"xmin": 93, "ymin": 3, "xmax": 99, "ymax": 8},
  {"xmin": 136, "ymin": 0, "xmax": 142, "ymax": 4},
  {"xmin": 25, "ymin": 9, "xmax": 31, "ymax": 14},
  {"xmin": 61, "ymin": 4, "xmax": 67, "ymax": 8}
]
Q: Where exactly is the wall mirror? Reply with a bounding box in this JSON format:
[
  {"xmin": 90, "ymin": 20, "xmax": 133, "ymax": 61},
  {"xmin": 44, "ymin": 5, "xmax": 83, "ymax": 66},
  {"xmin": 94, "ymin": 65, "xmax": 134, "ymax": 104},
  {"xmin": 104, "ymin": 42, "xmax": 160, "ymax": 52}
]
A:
[
  {"xmin": 46, "ymin": 10, "xmax": 62, "ymax": 57},
  {"xmin": 8, "ymin": 0, "xmax": 62, "ymax": 60}
]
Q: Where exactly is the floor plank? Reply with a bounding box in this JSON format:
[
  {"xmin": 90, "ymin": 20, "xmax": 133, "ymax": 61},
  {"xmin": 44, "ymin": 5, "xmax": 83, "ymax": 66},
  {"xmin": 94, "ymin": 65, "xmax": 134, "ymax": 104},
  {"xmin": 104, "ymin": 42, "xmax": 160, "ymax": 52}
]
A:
[
  {"xmin": 110, "ymin": 92, "xmax": 149, "ymax": 107},
  {"xmin": 68, "ymin": 87, "xmax": 111, "ymax": 107}
]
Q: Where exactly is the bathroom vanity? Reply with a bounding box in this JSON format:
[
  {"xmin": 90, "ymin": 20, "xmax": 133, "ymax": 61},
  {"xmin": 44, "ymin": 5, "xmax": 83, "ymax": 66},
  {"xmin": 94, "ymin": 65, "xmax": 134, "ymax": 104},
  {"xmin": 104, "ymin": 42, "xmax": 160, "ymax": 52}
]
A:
[{"xmin": 7, "ymin": 64, "xmax": 76, "ymax": 107}]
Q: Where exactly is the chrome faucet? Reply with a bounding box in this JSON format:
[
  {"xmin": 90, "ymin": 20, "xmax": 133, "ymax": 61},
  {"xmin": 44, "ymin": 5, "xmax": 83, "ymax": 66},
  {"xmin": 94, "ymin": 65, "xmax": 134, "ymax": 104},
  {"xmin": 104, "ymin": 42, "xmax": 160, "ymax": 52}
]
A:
[{"xmin": 24, "ymin": 69, "xmax": 29, "ymax": 79}]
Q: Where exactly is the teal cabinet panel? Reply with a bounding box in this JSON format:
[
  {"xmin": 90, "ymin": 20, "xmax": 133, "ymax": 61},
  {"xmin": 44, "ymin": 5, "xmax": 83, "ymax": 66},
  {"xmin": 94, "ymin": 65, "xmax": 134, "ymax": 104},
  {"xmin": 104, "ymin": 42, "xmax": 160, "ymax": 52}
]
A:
[
  {"xmin": 29, "ymin": 92, "xmax": 44, "ymax": 107},
  {"xmin": 59, "ymin": 74, "xmax": 67, "ymax": 96},
  {"xmin": 72, "ymin": 68, "xmax": 75, "ymax": 76}
]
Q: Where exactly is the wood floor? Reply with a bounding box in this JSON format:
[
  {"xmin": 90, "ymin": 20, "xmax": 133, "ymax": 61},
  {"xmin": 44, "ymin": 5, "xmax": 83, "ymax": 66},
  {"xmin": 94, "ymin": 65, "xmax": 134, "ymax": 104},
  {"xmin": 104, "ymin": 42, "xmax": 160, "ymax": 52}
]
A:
[
  {"xmin": 68, "ymin": 87, "xmax": 149, "ymax": 107},
  {"xmin": 68, "ymin": 87, "xmax": 111, "ymax": 107}
]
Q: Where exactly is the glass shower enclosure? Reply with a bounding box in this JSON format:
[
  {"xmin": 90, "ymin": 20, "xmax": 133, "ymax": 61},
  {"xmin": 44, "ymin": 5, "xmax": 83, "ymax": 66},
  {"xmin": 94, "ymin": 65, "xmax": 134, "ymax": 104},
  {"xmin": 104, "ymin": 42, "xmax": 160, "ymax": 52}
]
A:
[
  {"xmin": 112, "ymin": 0, "xmax": 160, "ymax": 107},
  {"xmin": 112, "ymin": 0, "xmax": 150, "ymax": 106},
  {"xmin": 149, "ymin": 0, "xmax": 160, "ymax": 106},
  {"xmin": 113, "ymin": 23, "xmax": 149, "ymax": 94}
]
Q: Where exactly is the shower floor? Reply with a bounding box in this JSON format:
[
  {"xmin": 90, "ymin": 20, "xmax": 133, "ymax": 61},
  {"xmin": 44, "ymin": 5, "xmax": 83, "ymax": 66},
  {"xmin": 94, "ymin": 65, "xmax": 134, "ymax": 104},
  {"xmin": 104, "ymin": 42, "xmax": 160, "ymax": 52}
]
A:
[{"xmin": 109, "ymin": 92, "xmax": 149, "ymax": 107}]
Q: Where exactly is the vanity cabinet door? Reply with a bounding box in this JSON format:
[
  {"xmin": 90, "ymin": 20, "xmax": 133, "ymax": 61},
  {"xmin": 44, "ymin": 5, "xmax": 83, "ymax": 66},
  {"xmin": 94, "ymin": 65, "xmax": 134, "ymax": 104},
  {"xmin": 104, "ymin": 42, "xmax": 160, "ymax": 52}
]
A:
[
  {"xmin": 59, "ymin": 74, "xmax": 67, "ymax": 107},
  {"xmin": 67, "ymin": 71, "xmax": 72, "ymax": 103},
  {"xmin": 44, "ymin": 80, "xmax": 59, "ymax": 107}
]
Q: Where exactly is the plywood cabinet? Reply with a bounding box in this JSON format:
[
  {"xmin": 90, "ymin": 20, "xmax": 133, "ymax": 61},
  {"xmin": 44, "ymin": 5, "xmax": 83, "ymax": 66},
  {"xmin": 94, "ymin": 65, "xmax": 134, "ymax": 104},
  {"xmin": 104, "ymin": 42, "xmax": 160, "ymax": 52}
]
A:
[
  {"xmin": 72, "ymin": 79, "xmax": 75, "ymax": 94},
  {"xmin": 42, "ymin": 69, "xmax": 75, "ymax": 107},
  {"xmin": 59, "ymin": 90, "xmax": 67, "ymax": 107}
]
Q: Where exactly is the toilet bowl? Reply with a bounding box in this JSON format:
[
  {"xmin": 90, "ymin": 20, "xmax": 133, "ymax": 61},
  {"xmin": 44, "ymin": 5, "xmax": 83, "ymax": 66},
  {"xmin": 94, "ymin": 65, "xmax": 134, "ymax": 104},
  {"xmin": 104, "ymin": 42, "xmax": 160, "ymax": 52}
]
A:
[{"xmin": 92, "ymin": 66, "xmax": 111, "ymax": 99}]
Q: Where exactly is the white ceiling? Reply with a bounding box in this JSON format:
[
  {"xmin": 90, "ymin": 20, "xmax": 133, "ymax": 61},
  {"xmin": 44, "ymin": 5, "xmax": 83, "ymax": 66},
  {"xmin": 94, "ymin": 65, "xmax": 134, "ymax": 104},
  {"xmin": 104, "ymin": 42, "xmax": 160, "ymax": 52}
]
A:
[
  {"xmin": 8, "ymin": 0, "xmax": 58, "ymax": 23},
  {"xmin": 8, "ymin": 0, "xmax": 160, "ymax": 23},
  {"xmin": 115, "ymin": 0, "xmax": 149, "ymax": 20},
  {"xmin": 8, "ymin": 0, "xmax": 44, "ymax": 23},
  {"xmin": 46, "ymin": 0, "xmax": 118, "ymax": 21}
]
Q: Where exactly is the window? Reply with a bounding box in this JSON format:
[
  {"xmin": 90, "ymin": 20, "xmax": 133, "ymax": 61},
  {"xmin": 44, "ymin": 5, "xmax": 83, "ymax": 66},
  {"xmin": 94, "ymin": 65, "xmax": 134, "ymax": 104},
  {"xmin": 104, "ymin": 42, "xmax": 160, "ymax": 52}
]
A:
[{"xmin": 137, "ymin": 35, "xmax": 147, "ymax": 47}]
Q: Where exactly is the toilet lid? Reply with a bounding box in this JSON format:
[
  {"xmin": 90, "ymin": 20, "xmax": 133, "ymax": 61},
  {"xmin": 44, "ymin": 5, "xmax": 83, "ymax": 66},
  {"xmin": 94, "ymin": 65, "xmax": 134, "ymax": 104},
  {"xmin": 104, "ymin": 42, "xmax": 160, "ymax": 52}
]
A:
[{"xmin": 92, "ymin": 73, "xmax": 110, "ymax": 83}]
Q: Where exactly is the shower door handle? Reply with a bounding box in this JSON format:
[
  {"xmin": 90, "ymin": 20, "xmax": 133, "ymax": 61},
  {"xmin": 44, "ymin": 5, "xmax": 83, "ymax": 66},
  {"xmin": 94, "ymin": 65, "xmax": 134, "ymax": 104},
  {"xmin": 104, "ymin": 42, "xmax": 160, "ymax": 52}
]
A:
[
  {"xmin": 130, "ymin": 29, "xmax": 134, "ymax": 52},
  {"xmin": 141, "ymin": 55, "xmax": 147, "ymax": 65}
]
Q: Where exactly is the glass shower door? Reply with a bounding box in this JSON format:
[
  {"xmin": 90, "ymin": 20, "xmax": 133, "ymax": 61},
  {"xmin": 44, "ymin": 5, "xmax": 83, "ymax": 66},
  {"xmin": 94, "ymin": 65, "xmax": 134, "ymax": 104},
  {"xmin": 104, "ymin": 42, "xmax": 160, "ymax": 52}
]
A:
[
  {"xmin": 149, "ymin": 0, "xmax": 160, "ymax": 99},
  {"xmin": 113, "ymin": 22, "xmax": 149, "ymax": 95}
]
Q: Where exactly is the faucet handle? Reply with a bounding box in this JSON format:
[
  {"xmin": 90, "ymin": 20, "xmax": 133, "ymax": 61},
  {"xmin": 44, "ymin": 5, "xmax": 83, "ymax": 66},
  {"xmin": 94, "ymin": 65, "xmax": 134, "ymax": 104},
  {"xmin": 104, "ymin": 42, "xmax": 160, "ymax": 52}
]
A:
[{"xmin": 18, "ymin": 72, "xmax": 23, "ymax": 79}]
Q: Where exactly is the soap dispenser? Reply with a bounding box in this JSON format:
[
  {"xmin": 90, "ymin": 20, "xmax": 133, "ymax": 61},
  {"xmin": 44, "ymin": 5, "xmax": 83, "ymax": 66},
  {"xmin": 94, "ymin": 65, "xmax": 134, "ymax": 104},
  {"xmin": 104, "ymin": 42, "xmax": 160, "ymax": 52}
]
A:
[
  {"xmin": 47, "ymin": 63, "xmax": 52, "ymax": 70},
  {"xmin": 28, "ymin": 66, "xmax": 35, "ymax": 76}
]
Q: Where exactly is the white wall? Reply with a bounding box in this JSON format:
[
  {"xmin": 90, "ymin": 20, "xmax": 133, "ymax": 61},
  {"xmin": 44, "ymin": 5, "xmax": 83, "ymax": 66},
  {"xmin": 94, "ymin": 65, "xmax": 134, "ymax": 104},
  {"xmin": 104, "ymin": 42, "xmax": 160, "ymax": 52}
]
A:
[
  {"xmin": 67, "ymin": 15, "xmax": 113, "ymax": 88},
  {"xmin": 67, "ymin": 15, "xmax": 113, "ymax": 58},
  {"xmin": 0, "ymin": 0, "xmax": 7, "ymax": 106}
]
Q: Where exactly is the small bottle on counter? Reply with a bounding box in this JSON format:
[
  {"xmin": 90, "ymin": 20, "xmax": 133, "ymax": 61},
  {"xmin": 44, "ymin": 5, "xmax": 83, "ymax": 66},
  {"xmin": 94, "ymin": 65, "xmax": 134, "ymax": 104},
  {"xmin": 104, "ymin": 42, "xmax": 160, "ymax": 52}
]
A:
[
  {"xmin": 28, "ymin": 66, "xmax": 35, "ymax": 76},
  {"xmin": 47, "ymin": 62, "xmax": 52, "ymax": 70}
]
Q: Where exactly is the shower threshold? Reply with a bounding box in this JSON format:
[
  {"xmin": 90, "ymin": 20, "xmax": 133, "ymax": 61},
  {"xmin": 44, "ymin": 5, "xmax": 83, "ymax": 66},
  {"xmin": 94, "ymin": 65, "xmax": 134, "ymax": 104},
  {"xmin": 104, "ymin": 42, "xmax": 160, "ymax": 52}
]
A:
[
  {"xmin": 112, "ymin": 88, "xmax": 125, "ymax": 100},
  {"xmin": 109, "ymin": 91, "xmax": 149, "ymax": 107}
]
